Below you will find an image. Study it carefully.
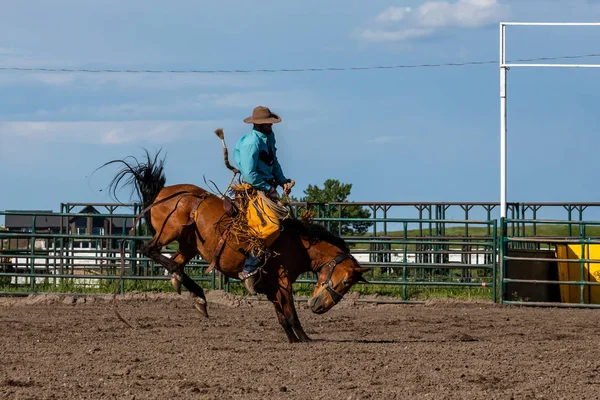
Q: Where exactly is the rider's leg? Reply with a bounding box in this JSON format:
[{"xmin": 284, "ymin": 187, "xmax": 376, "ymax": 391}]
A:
[{"xmin": 238, "ymin": 249, "xmax": 265, "ymax": 295}]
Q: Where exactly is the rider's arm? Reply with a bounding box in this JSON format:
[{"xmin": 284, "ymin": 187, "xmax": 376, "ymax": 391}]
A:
[{"xmin": 237, "ymin": 142, "xmax": 272, "ymax": 191}]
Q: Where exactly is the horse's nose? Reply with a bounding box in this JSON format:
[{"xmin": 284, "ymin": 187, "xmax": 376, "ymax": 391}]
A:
[{"xmin": 308, "ymin": 296, "xmax": 326, "ymax": 314}]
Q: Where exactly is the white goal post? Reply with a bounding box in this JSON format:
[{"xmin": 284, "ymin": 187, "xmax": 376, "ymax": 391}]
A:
[{"xmin": 499, "ymin": 22, "xmax": 600, "ymax": 218}]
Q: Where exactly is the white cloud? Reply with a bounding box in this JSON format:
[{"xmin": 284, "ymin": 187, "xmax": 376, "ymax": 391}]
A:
[
  {"xmin": 360, "ymin": 28, "xmax": 434, "ymax": 42},
  {"xmin": 418, "ymin": 0, "xmax": 507, "ymax": 28},
  {"xmin": 100, "ymin": 128, "xmax": 126, "ymax": 144},
  {"xmin": 98, "ymin": 123, "xmax": 182, "ymax": 144},
  {"xmin": 376, "ymin": 6, "xmax": 412, "ymax": 22},
  {"xmin": 359, "ymin": 0, "xmax": 509, "ymax": 42},
  {"xmin": 0, "ymin": 120, "xmax": 231, "ymax": 145}
]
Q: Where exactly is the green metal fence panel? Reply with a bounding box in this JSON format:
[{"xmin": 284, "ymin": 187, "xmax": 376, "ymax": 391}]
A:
[
  {"xmin": 0, "ymin": 210, "xmax": 215, "ymax": 295},
  {"xmin": 7, "ymin": 201, "xmax": 600, "ymax": 304},
  {"xmin": 500, "ymin": 218, "xmax": 600, "ymax": 308},
  {"xmin": 0, "ymin": 210, "xmax": 498, "ymax": 301}
]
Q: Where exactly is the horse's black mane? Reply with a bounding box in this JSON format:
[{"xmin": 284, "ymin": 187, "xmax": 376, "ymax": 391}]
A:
[{"xmin": 282, "ymin": 218, "xmax": 349, "ymax": 252}]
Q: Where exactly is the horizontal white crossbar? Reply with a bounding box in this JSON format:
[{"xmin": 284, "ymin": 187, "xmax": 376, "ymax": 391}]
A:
[
  {"xmin": 503, "ymin": 63, "xmax": 600, "ymax": 68},
  {"xmin": 501, "ymin": 22, "xmax": 600, "ymax": 26}
]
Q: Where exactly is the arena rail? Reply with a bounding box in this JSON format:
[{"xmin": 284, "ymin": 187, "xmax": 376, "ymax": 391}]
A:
[
  {"xmin": 501, "ymin": 218, "xmax": 600, "ymax": 308},
  {"xmin": 0, "ymin": 210, "xmax": 497, "ymax": 302},
  {"xmin": 6, "ymin": 202, "xmax": 600, "ymax": 303}
]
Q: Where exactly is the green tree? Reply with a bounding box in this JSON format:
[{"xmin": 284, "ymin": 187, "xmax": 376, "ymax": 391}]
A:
[{"xmin": 292, "ymin": 179, "xmax": 372, "ymax": 236}]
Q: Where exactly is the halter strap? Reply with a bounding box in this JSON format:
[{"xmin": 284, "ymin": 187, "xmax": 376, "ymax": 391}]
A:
[{"xmin": 315, "ymin": 253, "xmax": 352, "ymax": 305}]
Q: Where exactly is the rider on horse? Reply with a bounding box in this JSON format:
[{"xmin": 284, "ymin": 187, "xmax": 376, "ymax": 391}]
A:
[{"xmin": 234, "ymin": 106, "xmax": 293, "ymax": 294}]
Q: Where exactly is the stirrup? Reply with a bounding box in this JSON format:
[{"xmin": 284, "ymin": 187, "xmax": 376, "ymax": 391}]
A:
[
  {"xmin": 239, "ymin": 271, "xmax": 258, "ymax": 295},
  {"xmin": 238, "ymin": 269, "xmax": 259, "ymax": 281}
]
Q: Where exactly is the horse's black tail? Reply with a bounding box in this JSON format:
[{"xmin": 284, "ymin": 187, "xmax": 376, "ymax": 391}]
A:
[{"xmin": 98, "ymin": 149, "xmax": 167, "ymax": 236}]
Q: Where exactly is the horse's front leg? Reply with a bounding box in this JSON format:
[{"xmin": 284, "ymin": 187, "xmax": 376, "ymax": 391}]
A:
[
  {"xmin": 267, "ymin": 273, "xmax": 311, "ymax": 343},
  {"xmin": 287, "ymin": 303, "xmax": 312, "ymax": 342},
  {"xmin": 269, "ymin": 298, "xmax": 300, "ymax": 343}
]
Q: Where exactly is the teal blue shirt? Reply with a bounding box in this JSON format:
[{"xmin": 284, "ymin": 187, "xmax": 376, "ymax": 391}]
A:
[{"xmin": 234, "ymin": 129, "xmax": 288, "ymax": 191}]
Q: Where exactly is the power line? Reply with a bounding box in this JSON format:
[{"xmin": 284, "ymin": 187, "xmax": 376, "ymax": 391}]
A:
[{"xmin": 1, "ymin": 53, "xmax": 600, "ymax": 74}]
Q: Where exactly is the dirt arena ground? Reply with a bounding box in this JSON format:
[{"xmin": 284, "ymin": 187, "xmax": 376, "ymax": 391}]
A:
[{"xmin": 1, "ymin": 291, "xmax": 599, "ymax": 400}]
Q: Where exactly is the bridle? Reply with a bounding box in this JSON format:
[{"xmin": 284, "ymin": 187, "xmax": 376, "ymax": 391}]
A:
[{"xmin": 315, "ymin": 252, "xmax": 355, "ymax": 305}]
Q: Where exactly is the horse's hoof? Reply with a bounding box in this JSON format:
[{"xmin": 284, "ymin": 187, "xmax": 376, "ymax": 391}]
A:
[
  {"xmin": 194, "ymin": 297, "xmax": 209, "ymax": 318},
  {"xmin": 170, "ymin": 273, "xmax": 182, "ymax": 295}
]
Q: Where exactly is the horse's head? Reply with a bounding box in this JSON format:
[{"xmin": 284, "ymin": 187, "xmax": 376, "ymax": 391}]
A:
[
  {"xmin": 308, "ymin": 252, "xmax": 369, "ymax": 314},
  {"xmin": 281, "ymin": 218, "xmax": 369, "ymax": 314}
]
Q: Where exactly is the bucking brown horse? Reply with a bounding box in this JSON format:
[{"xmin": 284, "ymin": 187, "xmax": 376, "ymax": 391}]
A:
[{"xmin": 102, "ymin": 148, "xmax": 368, "ymax": 343}]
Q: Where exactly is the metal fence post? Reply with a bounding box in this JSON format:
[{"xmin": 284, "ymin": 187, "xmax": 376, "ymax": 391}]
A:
[
  {"xmin": 29, "ymin": 215, "xmax": 37, "ymax": 292},
  {"xmin": 492, "ymin": 219, "xmax": 498, "ymax": 303},
  {"xmin": 499, "ymin": 217, "xmax": 506, "ymax": 304}
]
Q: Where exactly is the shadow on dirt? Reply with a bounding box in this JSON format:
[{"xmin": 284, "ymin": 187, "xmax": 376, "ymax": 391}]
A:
[{"xmin": 311, "ymin": 337, "xmax": 480, "ymax": 344}]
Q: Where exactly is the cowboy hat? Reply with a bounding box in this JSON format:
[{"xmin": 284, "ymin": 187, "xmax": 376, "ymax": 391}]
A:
[{"xmin": 243, "ymin": 106, "xmax": 282, "ymax": 124}]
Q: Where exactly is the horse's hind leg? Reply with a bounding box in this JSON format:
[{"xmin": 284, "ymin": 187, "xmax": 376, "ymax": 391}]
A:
[
  {"xmin": 181, "ymin": 273, "xmax": 209, "ymax": 318},
  {"xmin": 140, "ymin": 234, "xmax": 184, "ymax": 292},
  {"xmin": 172, "ymin": 239, "xmax": 209, "ymax": 318},
  {"xmin": 142, "ymin": 236, "xmax": 209, "ymax": 318},
  {"xmin": 168, "ymin": 240, "xmax": 197, "ymax": 294}
]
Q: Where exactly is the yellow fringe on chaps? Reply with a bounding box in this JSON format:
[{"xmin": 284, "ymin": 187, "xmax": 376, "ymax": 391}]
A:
[{"xmin": 246, "ymin": 191, "xmax": 289, "ymax": 246}]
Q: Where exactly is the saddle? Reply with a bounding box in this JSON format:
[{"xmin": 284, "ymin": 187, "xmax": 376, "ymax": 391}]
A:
[
  {"xmin": 223, "ymin": 198, "xmax": 239, "ymax": 218},
  {"xmin": 187, "ymin": 185, "xmax": 287, "ymax": 275}
]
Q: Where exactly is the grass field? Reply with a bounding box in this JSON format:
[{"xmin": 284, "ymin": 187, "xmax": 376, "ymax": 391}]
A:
[{"xmin": 0, "ymin": 276, "xmax": 496, "ymax": 301}]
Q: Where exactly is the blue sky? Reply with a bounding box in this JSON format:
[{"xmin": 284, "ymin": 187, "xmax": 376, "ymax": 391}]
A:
[{"xmin": 2, "ymin": 0, "xmax": 600, "ymax": 224}]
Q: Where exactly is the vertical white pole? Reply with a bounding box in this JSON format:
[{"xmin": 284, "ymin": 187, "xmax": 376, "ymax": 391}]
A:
[{"xmin": 500, "ymin": 23, "xmax": 507, "ymax": 218}]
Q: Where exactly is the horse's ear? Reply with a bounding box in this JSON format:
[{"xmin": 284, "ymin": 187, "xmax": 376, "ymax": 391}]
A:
[{"xmin": 359, "ymin": 267, "xmax": 370, "ymax": 274}]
